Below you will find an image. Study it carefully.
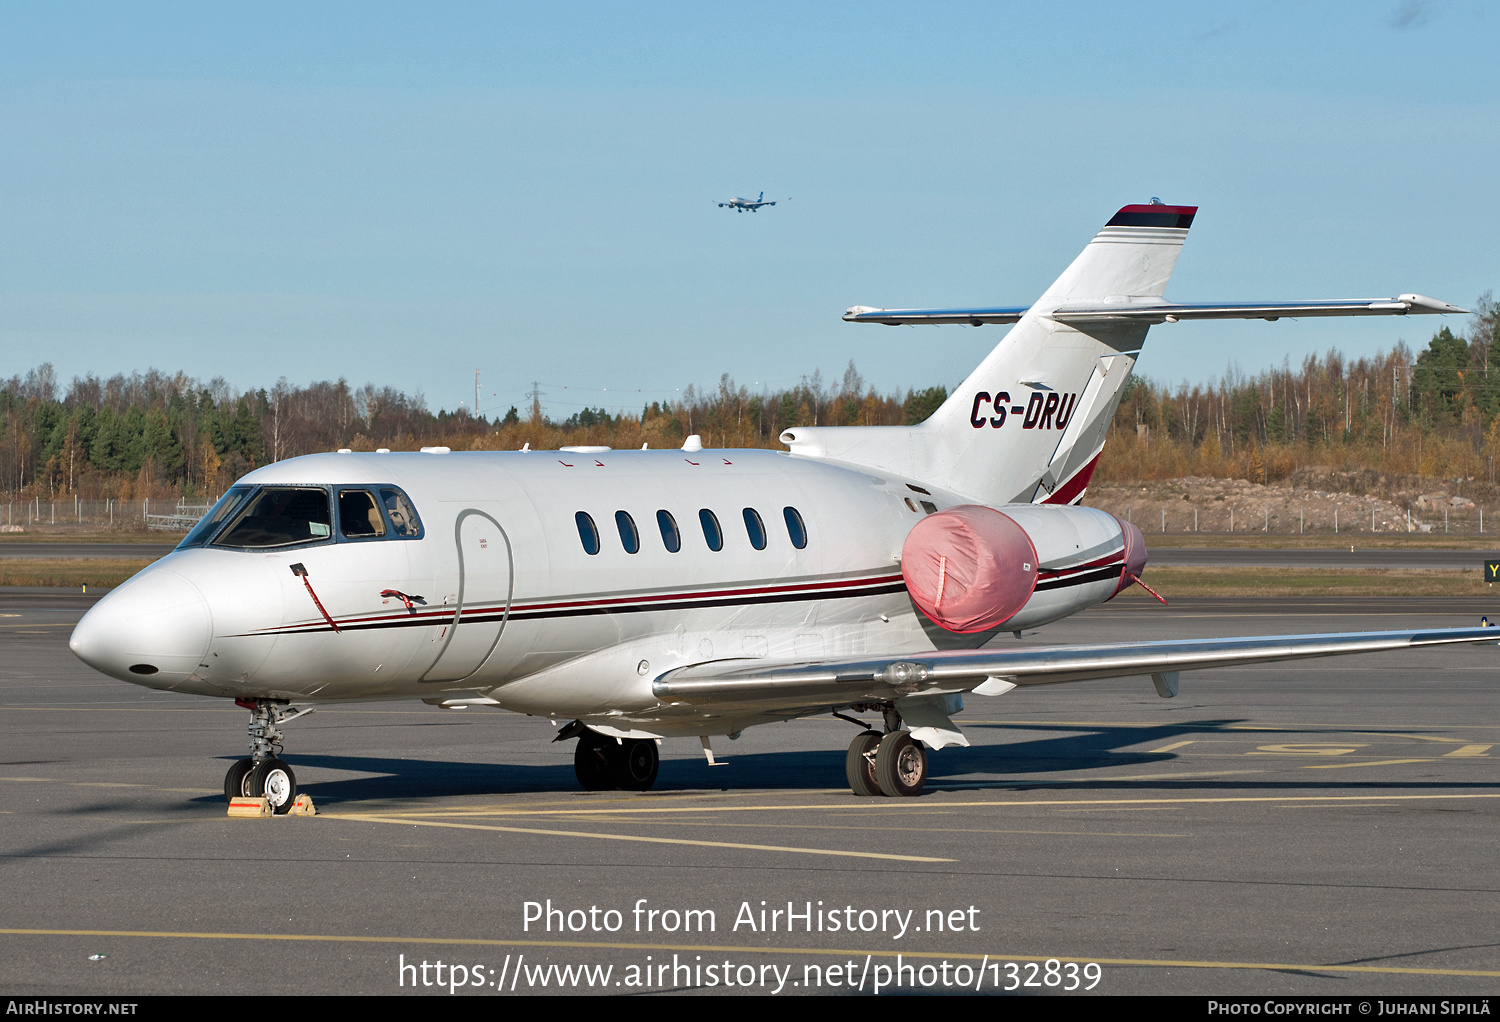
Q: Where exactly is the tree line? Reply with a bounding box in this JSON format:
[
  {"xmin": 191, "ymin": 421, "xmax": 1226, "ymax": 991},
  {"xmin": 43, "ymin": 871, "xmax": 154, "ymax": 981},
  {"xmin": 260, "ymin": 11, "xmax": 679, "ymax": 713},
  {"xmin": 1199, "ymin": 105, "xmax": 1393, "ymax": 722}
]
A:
[
  {"xmin": 3, "ymin": 295, "xmax": 1493, "ymax": 502},
  {"xmin": 1101, "ymin": 294, "xmax": 1500, "ymax": 487},
  {"xmin": 0, "ymin": 361, "xmax": 947, "ymax": 501}
]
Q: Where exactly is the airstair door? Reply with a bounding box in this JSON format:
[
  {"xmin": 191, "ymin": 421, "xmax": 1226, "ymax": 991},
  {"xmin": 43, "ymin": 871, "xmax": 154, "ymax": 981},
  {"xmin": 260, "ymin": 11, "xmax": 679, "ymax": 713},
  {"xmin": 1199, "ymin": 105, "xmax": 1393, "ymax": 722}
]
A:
[{"xmin": 421, "ymin": 507, "xmax": 513, "ymax": 683}]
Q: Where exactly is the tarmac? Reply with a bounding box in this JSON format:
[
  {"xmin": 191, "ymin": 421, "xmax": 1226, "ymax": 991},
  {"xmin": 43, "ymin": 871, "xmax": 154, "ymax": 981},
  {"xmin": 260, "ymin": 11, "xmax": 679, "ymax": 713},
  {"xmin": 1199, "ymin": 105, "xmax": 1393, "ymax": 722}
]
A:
[{"xmin": 0, "ymin": 590, "xmax": 1496, "ymax": 996}]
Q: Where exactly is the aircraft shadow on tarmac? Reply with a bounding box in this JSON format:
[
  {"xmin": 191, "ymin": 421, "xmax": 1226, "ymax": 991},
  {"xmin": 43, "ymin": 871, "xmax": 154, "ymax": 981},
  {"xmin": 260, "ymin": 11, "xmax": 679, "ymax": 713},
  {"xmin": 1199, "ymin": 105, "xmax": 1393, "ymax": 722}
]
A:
[{"xmin": 186, "ymin": 718, "xmax": 1491, "ymax": 805}]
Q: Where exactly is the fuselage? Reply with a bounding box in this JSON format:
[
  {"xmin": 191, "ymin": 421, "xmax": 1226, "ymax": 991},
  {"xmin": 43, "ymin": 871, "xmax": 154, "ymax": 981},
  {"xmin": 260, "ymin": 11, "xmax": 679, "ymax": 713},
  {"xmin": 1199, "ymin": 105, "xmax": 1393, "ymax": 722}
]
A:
[{"xmin": 69, "ymin": 447, "xmax": 1133, "ymax": 737}]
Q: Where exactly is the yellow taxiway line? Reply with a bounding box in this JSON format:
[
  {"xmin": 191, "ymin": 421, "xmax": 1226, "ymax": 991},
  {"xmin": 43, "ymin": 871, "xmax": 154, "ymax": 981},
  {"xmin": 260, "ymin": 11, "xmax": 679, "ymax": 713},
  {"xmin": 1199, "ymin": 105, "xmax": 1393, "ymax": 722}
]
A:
[
  {"xmin": 330, "ymin": 813, "xmax": 954, "ymax": 863},
  {"xmin": 325, "ymin": 792, "xmax": 1500, "ymax": 820},
  {"xmin": 1, "ymin": 928, "xmax": 1496, "ymax": 978},
  {"xmin": 1304, "ymin": 759, "xmax": 1433, "ymax": 770}
]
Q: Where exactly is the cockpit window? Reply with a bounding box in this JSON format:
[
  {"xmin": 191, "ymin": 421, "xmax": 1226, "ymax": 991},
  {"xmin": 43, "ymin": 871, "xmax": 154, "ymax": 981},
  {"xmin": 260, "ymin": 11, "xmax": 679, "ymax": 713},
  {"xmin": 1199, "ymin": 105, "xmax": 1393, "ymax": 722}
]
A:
[
  {"xmin": 176, "ymin": 486, "xmax": 254, "ymax": 549},
  {"xmin": 339, "ymin": 489, "xmax": 387, "ymax": 539},
  {"xmin": 214, "ymin": 487, "xmax": 333, "ymax": 549},
  {"xmin": 379, "ymin": 487, "xmax": 424, "ymax": 539}
]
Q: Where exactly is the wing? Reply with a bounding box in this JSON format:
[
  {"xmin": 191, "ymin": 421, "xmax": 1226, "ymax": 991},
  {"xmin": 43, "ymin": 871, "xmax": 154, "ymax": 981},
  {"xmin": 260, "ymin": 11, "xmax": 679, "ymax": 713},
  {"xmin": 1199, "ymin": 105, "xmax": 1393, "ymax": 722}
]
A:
[
  {"xmin": 843, "ymin": 294, "xmax": 1465, "ymax": 327},
  {"xmin": 652, "ymin": 626, "xmax": 1496, "ymax": 711}
]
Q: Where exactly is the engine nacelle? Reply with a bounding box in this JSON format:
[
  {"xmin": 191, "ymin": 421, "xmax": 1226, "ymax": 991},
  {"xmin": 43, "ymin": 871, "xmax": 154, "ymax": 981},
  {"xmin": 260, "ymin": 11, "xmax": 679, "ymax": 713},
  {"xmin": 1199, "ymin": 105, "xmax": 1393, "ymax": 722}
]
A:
[{"xmin": 900, "ymin": 504, "xmax": 1147, "ymax": 633}]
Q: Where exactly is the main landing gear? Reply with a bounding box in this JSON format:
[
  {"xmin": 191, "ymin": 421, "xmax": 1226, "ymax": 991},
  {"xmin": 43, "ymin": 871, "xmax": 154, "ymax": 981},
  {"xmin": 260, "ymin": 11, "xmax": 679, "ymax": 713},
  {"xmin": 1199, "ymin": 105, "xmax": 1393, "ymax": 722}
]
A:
[
  {"xmin": 557, "ymin": 721, "xmax": 659, "ymax": 792},
  {"xmin": 224, "ymin": 699, "xmax": 309, "ymax": 814},
  {"xmin": 844, "ymin": 708, "xmax": 928, "ymax": 797}
]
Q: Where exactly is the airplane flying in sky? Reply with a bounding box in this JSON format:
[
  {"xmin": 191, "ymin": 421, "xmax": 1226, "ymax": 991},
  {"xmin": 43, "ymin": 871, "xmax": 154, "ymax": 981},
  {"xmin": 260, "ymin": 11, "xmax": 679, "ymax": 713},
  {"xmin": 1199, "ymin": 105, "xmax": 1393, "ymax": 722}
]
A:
[
  {"xmin": 70, "ymin": 200, "xmax": 1481, "ymax": 812},
  {"xmin": 718, "ymin": 191, "xmax": 780, "ymax": 212}
]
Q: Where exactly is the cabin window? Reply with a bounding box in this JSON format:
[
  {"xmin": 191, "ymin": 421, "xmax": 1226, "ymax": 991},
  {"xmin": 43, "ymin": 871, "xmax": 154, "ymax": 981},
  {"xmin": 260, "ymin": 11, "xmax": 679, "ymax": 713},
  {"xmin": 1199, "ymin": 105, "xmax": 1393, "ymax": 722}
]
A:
[
  {"xmin": 378, "ymin": 487, "xmax": 424, "ymax": 538},
  {"xmin": 783, "ymin": 506, "xmax": 807, "ymax": 549},
  {"xmin": 699, "ymin": 509, "xmax": 723, "ymax": 551},
  {"xmin": 657, "ymin": 510, "xmax": 680, "ymax": 553},
  {"xmin": 615, "ymin": 510, "xmax": 640, "ymax": 554},
  {"xmin": 214, "ymin": 487, "xmax": 332, "ymax": 549},
  {"xmin": 575, "ymin": 511, "xmax": 600, "ymax": 555},
  {"xmin": 176, "ymin": 486, "xmax": 253, "ymax": 549},
  {"xmin": 338, "ymin": 489, "xmax": 387, "ymax": 539},
  {"xmin": 742, "ymin": 508, "xmax": 767, "ymax": 550}
]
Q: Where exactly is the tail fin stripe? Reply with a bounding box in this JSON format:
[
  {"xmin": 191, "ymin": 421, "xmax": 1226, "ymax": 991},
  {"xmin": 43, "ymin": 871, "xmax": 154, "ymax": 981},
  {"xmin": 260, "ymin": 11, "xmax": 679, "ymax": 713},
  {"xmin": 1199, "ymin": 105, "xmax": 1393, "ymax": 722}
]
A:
[{"xmin": 1107, "ymin": 206, "xmax": 1197, "ymax": 228}]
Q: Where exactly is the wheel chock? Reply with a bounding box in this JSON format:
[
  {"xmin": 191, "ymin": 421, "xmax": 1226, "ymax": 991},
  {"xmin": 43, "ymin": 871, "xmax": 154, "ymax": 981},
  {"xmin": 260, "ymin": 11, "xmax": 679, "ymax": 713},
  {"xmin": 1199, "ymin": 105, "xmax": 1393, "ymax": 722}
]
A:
[
  {"xmin": 227, "ymin": 797, "xmax": 270, "ymax": 818},
  {"xmin": 289, "ymin": 794, "xmax": 316, "ymax": 816}
]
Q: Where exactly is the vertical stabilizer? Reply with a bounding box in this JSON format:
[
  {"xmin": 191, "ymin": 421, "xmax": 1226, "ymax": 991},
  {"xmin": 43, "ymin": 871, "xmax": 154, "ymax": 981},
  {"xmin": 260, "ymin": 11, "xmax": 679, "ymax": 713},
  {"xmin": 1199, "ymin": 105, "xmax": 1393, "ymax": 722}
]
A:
[{"xmin": 783, "ymin": 203, "xmax": 1196, "ymax": 505}]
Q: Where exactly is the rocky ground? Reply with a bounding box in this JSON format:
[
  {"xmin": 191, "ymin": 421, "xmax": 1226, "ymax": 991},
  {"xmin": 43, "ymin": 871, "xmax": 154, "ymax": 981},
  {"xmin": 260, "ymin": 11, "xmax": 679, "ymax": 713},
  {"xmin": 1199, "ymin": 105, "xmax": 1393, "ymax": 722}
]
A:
[{"xmin": 1087, "ymin": 476, "xmax": 1489, "ymax": 536}]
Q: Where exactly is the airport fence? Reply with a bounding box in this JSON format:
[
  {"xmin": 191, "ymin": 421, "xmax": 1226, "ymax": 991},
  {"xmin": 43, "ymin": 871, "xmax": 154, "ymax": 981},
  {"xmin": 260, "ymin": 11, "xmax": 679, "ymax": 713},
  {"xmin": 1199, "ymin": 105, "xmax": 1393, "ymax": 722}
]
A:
[
  {"xmin": 1114, "ymin": 501, "xmax": 1492, "ymax": 536},
  {"xmin": 0, "ymin": 497, "xmax": 211, "ymax": 533},
  {"xmin": 0, "ymin": 495, "xmax": 1493, "ymax": 537}
]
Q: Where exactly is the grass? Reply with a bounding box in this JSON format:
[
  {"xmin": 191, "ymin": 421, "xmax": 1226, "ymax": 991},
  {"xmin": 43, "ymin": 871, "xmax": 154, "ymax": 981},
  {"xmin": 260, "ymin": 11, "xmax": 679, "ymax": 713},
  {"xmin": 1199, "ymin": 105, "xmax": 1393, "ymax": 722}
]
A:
[
  {"xmin": 1142, "ymin": 533, "xmax": 1500, "ymax": 550},
  {"xmin": 0, "ymin": 532, "xmax": 174, "ymax": 543},
  {"xmin": 1120, "ymin": 566, "xmax": 1494, "ymax": 598},
  {"xmin": 0, "ymin": 558, "xmax": 153, "ymax": 588}
]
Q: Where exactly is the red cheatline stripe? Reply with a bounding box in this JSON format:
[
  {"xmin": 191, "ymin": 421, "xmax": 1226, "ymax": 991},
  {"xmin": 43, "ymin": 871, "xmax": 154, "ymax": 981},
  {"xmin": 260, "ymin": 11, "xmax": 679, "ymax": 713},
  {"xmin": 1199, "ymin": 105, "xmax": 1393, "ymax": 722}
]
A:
[
  {"xmin": 1041, "ymin": 452, "xmax": 1101, "ymax": 506},
  {"xmin": 249, "ymin": 571, "xmax": 908, "ymax": 636}
]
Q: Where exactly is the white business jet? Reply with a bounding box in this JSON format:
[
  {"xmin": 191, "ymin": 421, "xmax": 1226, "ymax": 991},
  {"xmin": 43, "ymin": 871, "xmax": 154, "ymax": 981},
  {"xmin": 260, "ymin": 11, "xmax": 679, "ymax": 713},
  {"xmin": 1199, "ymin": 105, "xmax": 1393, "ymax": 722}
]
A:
[{"xmin": 70, "ymin": 200, "xmax": 1481, "ymax": 812}]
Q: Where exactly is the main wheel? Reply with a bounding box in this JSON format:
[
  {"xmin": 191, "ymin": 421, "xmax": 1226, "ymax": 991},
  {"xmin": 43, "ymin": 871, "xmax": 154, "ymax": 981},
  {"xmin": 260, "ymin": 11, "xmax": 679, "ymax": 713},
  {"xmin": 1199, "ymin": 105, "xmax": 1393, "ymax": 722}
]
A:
[
  {"xmin": 249, "ymin": 758, "xmax": 298, "ymax": 814},
  {"xmin": 845, "ymin": 730, "xmax": 883, "ymax": 796},
  {"xmin": 223, "ymin": 758, "xmax": 254, "ymax": 803},
  {"xmin": 574, "ymin": 730, "xmax": 618, "ymax": 791},
  {"xmin": 875, "ymin": 731, "xmax": 927, "ymax": 797},
  {"xmin": 614, "ymin": 738, "xmax": 659, "ymax": 792}
]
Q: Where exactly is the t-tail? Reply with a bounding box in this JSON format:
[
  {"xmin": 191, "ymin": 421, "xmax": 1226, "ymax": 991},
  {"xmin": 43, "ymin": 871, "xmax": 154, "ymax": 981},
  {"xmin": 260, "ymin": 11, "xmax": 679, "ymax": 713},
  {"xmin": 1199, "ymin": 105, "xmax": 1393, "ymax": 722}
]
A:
[
  {"xmin": 786, "ymin": 201, "xmax": 1462, "ymax": 506},
  {"xmin": 785, "ymin": 202, "xmax": 1196, "ymax": 503}
]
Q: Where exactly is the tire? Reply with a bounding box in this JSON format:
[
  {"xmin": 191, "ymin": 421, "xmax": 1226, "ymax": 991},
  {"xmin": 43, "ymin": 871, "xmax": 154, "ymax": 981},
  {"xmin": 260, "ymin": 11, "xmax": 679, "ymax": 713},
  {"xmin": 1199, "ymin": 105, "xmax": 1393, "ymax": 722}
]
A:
[
  {"xmin": 249, "ymin": 758, "xmax": 298, "ymax": 814},
  {"xmin": 875, "ymin": 731, "xmax": 927, "ymax": 797},
  {"xmin": 614, "ymin": 738, "xmax": 659, "ymax": 792},
  {"xmin": 574, "ymin": 730, "xmax": 618, "ymax": 791},
  {"xmin": 845, "ymin": 730, "xmax": 883, "ymax": 796},
  {"xmin": 223, "ymin": 758, "xmax": 254, "ymax": 803}
]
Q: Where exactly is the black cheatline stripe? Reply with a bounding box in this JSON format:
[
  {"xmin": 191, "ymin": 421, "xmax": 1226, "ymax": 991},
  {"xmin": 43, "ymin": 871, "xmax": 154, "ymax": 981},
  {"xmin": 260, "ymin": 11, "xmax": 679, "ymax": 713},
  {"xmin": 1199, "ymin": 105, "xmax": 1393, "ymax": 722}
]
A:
[
  {"xmin": 1038, "ymin": 555, "xmax": 1124, "ymax": 578},
  {"xmin": 1105, "ymin": 210, "xmax": 1196, "ymax": 229},
  {"xmin": 243, "ymin": 581, "xmax": 912, "ymax": 637},
  {"xmin": 1033, "ymin": 566, "xmax": 1122, "ymax": 592}
]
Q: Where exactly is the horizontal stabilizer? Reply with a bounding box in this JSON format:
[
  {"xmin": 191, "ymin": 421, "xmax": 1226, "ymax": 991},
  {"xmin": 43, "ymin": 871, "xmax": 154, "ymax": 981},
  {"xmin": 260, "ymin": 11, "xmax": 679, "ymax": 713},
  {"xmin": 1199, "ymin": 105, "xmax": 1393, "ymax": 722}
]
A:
[
  {"xmin": 844, "ymin": 294, "xmax": 1465, "ymax": 327},
  {"xmin": 652, "ymin": 626, "xmax": 1496, "ymax": 709},
  {"xmin": 843, "ymin": 305, "xmax": 1031, "ymax": 326}
]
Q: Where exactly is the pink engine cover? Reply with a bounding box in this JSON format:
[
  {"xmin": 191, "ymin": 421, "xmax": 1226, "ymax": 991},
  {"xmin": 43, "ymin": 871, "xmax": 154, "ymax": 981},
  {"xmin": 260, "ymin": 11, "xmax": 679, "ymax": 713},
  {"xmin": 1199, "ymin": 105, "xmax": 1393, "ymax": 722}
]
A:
[
  {"xmin": 1107, "ymin": 515, "xmax": 1148, "ymax": 599},
  {"xmin": 901, "ymin": 505, "xmax": 1039, "ymax": 633}
]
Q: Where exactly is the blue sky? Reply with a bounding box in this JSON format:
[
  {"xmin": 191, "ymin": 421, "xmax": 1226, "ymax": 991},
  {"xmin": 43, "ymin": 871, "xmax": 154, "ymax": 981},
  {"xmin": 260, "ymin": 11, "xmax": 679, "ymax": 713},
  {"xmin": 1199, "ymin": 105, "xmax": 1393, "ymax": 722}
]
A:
[{"xmin": 1, "ymin": 1, "xmax": 1495, "ymax": 417}]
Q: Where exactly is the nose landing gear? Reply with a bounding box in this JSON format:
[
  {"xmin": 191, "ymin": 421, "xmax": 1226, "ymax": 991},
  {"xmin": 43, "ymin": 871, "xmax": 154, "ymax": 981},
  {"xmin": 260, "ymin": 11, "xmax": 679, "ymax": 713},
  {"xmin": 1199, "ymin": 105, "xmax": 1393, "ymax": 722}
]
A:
[{"xmin": 224, "ymin": 699, "xmax": 311, "ymax": 814}]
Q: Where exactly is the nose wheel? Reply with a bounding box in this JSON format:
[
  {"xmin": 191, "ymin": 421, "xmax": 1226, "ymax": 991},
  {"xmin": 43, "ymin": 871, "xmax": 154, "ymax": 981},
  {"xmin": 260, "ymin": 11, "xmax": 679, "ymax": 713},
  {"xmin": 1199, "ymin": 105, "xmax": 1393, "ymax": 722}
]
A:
[{"xmin": 224, "ymin": 699, "xmax": 308, "ymax": 815}]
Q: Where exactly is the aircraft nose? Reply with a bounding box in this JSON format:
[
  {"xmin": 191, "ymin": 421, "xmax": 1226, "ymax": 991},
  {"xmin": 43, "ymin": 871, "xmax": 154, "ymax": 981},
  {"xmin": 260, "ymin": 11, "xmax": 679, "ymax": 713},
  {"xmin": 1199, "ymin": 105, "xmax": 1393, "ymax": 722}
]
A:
[{"xmin": 70, "ymin": 568, "xmax": 213, "ymax": 686}]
